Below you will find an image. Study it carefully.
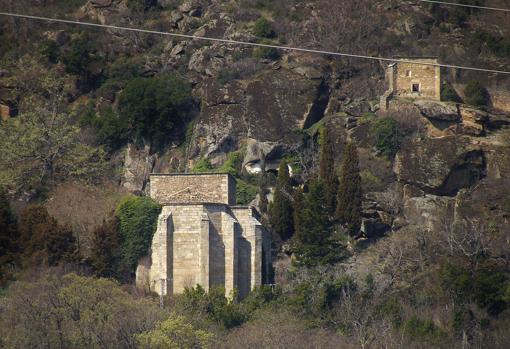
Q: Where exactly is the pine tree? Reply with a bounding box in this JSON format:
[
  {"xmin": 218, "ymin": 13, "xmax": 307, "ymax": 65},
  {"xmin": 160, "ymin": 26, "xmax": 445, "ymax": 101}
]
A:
[
  {"xmin": 90, "ymin": 218, "xmax": 121, "ymax": 278},
  {"xmin": 269, "ymin": 160, "xmax": 294, "ymax": 240},
  {"xmin": 319, "ymin": 127, "xmax": 339, "ymax": 217},
  {"xmin": 336, "ymin": 141, "xmax": 362, "ymax": 236},
  {"xmin": 293, "ymin": 179, "xmax": 341, "ymax": 266},
  {"xmin": 0, "ymin": 188, "xmax": 18, "ymax": 285},
  {"xmin": 18, "ymin": 204, "xmax": 78, "ymax": 267}
]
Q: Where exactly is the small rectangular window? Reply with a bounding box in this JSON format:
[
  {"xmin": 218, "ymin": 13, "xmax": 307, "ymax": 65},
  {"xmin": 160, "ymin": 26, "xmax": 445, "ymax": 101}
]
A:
[
  {"xmin": 406, "ymin": 70, "xmax": 412, "ymax": 77},
  {"xmin": 412, "ymin": 83, "xmax": 420, "ymax": 92}
]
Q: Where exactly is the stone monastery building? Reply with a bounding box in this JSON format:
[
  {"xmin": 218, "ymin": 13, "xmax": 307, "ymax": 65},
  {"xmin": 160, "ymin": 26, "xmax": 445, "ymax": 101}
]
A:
[{"xmin": 136, "ymin": 173, "xmax": 271, "ymax": 299}]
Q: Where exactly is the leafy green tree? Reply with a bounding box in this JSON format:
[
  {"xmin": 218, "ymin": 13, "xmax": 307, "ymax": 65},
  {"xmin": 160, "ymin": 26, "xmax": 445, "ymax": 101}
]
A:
[
  {"xmin": 89, "ymin": 218, "xmax": 121, "ymax": 278},
  {"xmin": 0, "ymin": 273, "xmax": 165, "ymax": 349},
  {"xmin": 270, "ymin": 161, "xmax": 294, "ymax": 240},
  {"xmin": 115, "ymin": 196, "xmax": 161, "ymax": 277},
  {"xmin": 464, "ymin": 80, "xmax": 489, "ymax": 107},
  {"xmin": 118, "ymin": 75, "xmax": 193, "ymax": 149},
  {"xmin": 293, "ymin": 179, "xmax": 341, "ymax": 266},
  {"xmin": 136, "ymin": 315, "xmax": 215, "ymax": 349},
  {"xmin": 38, "ymin": 39, "xmax": 59, "ymax": 64},
  {"xmin": 18, "ymin": 204, "xmax": 78, "ymax": 268},
  {"xmin": 0, "ymin": 76, "xmax": 107, "ymax": 193},
  {"xmin": 319, "ymin": 127, "xmax": 338, "ymax": 217},
  {"xmin": 62, "ymin": 32, "xmax": 98, "ymax": 79},
  {"xmin": 252, "ymin": 39, "xmax": 280, "ymax": 60},
  {"xmin": 253, "ymin": 18, "xmax": 276, "ymax": 38},
  {"xmin": 0, "ymin": 188, "xmax": 18, "ymax": 286},
  {"xmin": 336, "ymin": 142, "xmax": 362, "ymax": 236},
  {"xmin": 370, "ymin": 117, "xmax": 400, "ymax": 158}
]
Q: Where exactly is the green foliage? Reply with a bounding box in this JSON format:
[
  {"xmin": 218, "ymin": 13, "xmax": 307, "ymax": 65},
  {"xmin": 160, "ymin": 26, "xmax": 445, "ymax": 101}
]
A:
[
  {"xmin": 441, "ymin": 83, "xmax": 462, "ymax": 102},
  {"xmin": 62, "ymin": 32, "xmax": 97, "ymax": 77},
  {"xmin": 293, "ymin": 179, "xmax": 343, "ymax": 266},
  {"xmin": 319, "ymin": 127, "xmax": 338, "ymax": 216},
  {"xmin": 38, "ymin": 39, "xmax": 59, "ymax": 64},
  {"xmin": 18, "ymin": 204, "xmax": 78, "ymax": 268},
  {"xmin": 252, "ymin": 18, "xmax": 276, "ymax": 38},
  {"xmin": 0, "ymin": 273, "xmax": 165, "ymax": 349},
  {"xmin": 440, "ymin": 261, "xmax": 509, "ymax": 315},
  {"xmin": 191, "ymin": 158, "xmax": 214, "ymax": 173},
  {"xmin": 118, "ymin": 75, "xmax": 194, "ymax": 149},
  {"xmin": 336, "ymin": 142, "xmax": 362, "ymax": 236},
  {"xmin": 236, "ymin": 179, "xmax": 258, "ymax": 205},
  {"xmin": 89, "ymin": 218, "xmax": 121, "ymax": 278},
  {"xmin": 403, "ymin": 317, "xmax": 446, "ymax": 344},
  {"xmin": 289, "ymin": 273, "xmax": 354, "ymax": 318},
  {"xmin": 217, "ymin": 69, "xmax": 241, "ymax": 85},
  {"xmin": 115, "ymin": 196, "xmax": 161, "ymax": 277},
  {"xmin": 0, "ymin": 188, "xmax": 18, "ymax": 286},
  {"xmin": 360, "ymin": 170, "xmax": 384, "ymax": 193},
  {"xmin": 370, "ymin": 117, "xmax": 400, "ymax": 158},
  {"xmin": 218, "ymin": 151, "xmax": 244, "ymax": 176},
  {"xmin": 252, "ymin": 39, "xmax": 280, "ymax": 60},
  {"xmin": 126, "ymin": 0, "xmax": 158, "ymax": 12},
  {"xmin": 470, "ymin": 30, "xmax": 510, "ymax": 57},
  {"xmin": 136, "ymin": 315, "xmax": 215, "ymax": 349},
  {"xmin": 178, "ymin": 285, "xmax": 247, "ymax": 329},
  {"xmin": 0, "ymin": 102, "xmax": 108, "ymax": 193},
  {"xmin": 270, "ymin": 161, "xmax": 294, "ymax": 240},
  {"xmin": 464, "ymin": 80, "xmax": 489, "ymax": 107}
]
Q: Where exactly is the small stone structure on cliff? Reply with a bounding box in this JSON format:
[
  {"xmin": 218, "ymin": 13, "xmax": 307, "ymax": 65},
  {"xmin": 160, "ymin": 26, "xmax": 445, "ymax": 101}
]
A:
[
  {"xmin": 381, "ymin": 57, "xmax": 441, "ymax": 110},
  {"xmin": 136, "ymin": 173, "xmax": 271, "ymax": 299}
]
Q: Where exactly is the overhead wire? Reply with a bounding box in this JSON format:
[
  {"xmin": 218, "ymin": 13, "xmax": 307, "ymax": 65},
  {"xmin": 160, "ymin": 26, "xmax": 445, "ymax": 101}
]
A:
[
  {"xmin": 0, "ymin": 11, "xmax": 509, "ymax": 74},
  {"xmin": 415, "ymin": 0, "xmax": 510, "ymax": 13}
]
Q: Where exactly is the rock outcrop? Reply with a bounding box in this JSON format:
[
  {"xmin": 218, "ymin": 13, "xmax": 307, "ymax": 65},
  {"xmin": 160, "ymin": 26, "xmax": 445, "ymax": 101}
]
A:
[{"xmin": 394, "ymin": 136, "xmax": 486, "ymax": 196}]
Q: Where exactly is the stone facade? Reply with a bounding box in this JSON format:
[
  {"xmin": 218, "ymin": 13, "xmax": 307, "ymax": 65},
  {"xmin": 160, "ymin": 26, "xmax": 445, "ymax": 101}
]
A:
[
  {"xmin": 381, "ymin": 57, "xmax": 441, "ymax": 110},
  {"xmin": 136, "ymin": 173, "xmax": 271, "ymax": 299}
]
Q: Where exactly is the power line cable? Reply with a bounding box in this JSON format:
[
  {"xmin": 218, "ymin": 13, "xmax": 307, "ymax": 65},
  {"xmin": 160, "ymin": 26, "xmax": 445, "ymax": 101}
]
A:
[
  {"xmin": 416, "ymin": 0, "xmax": 510, "ymax": 13},
  {"xmin": 0, "ymin": 11, "xmax": 510, "ymax": 75}
]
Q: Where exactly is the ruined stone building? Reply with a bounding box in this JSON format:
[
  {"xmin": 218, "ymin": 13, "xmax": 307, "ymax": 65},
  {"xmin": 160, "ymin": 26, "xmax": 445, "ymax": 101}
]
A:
[
  {"xmin": 381, "ymin": 57, "xmax": 441, "ymax": 110},
  {"xmin": 136, "ymin": 173, "xmax": 271, "ymax": 299}
]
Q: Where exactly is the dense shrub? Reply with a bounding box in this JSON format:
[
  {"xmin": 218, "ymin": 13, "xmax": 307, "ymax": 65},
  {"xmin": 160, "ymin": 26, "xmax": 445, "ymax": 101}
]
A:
[
  {"xmin": 440, "ymin": 261, "xmax": 509, "ymax": 315},
  {"xmin": 126, "ymin": 0, "xmax": 158, "ymax": 12},
  {"xmin": 38, "ymin": 39, "xmax": 59, "ymax": 64},
  {"xmin": 252, "ymin": 39, "xmax": 280, "ymax": 60},
  {"xmin": 252, "ymin": 18, "xmax": 276, "ymax": 38},
  {"xmin": 115, "ymin": 196, "xmax": 161, "ymax": 276},
  {"xmin": 118, "ymin": 75, "xmax": 194, "ymax": 149},
  {"xmin": 0, "ymin": 188, "xmax": 18, "ymax": 286},
  {"xmin": 464, "ymin": 80, "xmax": 489, "ymax": 107},
  {"xmin": 18, "ymin": 204, "xmax": 78, "ymax": 268},
  {"xmin": 441, "ymin": 83, "xmax": 462, "ymax": 103},
  {"xmin": 0, "ymin": 273, "xmax": 165, "ymax": 349},
  {"xmin": 62, "ymin": 32, "xmax": 97, "ymax": 77},
  {"xmin": 236, "ymin": 179, "xmax": 258, "ymax": 205},
  {"xmin": 370, "ymin": 117, "xmax": 400, "ymax": 158}
]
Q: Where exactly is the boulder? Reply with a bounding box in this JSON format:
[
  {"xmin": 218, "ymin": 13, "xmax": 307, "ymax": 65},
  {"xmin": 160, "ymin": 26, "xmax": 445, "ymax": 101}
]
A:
[
  {"xmin": 121, "ymin": 144, "xmax": 156, "ymax": 193},
  {"xmin": 243, "ymin": 138, "xmax": 287, "ymax": 174},
  {"xmin": 458, "ymin": 106, "xmax": 487, "ymax": 136},
  {"xmin": 394, "ymin": 136, "xmax": 486, "ymax": 196},
  {"xmin": 414, "ymin": 100, "xmax": 460, "ymax": 122},
  {"xmin": 189, "ymin": 69, "xmax": 321, "ymax": 161},
  {"xmin": 403, "ymin": 194, "xmax": 455, "ymax": 233}
]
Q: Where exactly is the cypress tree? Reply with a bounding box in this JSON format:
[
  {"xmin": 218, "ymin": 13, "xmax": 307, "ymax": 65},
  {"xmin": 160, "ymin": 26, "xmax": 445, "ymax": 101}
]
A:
[
  {"xmin": 0, "ymin": 188, "xmax": 18, "ymax": 285},
  {"xmin": 319, "ymin": 127, "xmax": 339, "ymax": 217},
  {"xmin": 293, "ymin": 179, "xmax": 341, "ymax": 266},
  {"xmin": 270, "ymin": 160, "xmax": 294, "ymax": 240},
  {"xmin": 336, "ymin": 141, "xmax": 362, "ymax": 236}
]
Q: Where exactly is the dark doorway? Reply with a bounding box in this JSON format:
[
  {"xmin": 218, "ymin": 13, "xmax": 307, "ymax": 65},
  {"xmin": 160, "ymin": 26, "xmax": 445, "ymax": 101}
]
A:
[{"xmin": 412, "ymin": 83, "xmax": 420, "ymax": 92}]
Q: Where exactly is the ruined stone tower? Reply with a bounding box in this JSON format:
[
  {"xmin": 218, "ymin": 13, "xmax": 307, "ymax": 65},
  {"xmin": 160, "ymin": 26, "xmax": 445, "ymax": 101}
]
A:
[
  {"xmin": 381, "ymin": 57, "xmax": 441, "ymax": 110},
  {"xmin": 136, "ymin": 173, "xmax": 271, "ymax": 299}
]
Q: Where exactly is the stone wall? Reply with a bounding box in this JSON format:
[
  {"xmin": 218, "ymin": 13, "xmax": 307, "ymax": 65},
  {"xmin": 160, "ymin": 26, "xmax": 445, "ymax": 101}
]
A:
[
  {"xmin": 150, "ymin": 173, "xmax": 236, "ymax": 205},
  {"xmin": 394, "ymin": 58, "xmax": 440, "ymax": 100}
]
